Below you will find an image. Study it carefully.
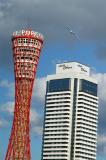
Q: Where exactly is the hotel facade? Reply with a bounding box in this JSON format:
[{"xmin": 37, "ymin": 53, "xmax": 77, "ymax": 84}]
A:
[{"xmin": 41, "ymin": 62, "xmax": 98, "ymax": 160}]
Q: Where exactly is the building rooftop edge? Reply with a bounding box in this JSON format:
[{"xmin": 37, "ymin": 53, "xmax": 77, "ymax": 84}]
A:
[
  {"xmin": 56, "ymin": 61, "xmax": 89, "ymax": 68},
  {"xmin": 46, "ymin": 73, "xmax": 98, "ymax": 84}
]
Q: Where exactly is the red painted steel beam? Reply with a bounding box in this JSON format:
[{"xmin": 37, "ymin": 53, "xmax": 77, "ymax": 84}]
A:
[{"xmin": 5, "ymin": 29, "xmax": 44, "ymax": 160}]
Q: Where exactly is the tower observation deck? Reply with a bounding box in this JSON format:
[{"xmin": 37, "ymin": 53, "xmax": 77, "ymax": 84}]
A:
[{"xmin": 5, "ymin": 29, "xmax": 44, "ymax": 160}]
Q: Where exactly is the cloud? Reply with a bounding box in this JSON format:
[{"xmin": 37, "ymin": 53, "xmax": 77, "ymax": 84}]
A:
[
  {"xmin": 0, "ymin": 100, "xmax": 42, "ymax": 136},
  {"xmin": 0, "ymin": 76, "xmax": 46, "ymax": 135},
  {"xmin": 0, "ymin": 119, "xmax": 8, "ymax": 128},
  {"xmin": 1, "ymin": 101, "xmax": 14, "ymax": 114},
  {"xmin": 92, "ymin": 73, "xmax": 106, "ymax": 102},
  {"xmin": 98, "ymin": 135, "xmax": 106, "ymax": 144},
  {"xmin": 0, "ymin": 119, "xmax": 5, "ymax": 127},
  {"xmin": 95, "ymin": 45, "xmax": 106, "ymax": 60},
  {"xmin": 30, "ymin": 109, "xmax": 43, "ymax": 136},
  {"xmin": 0, "ymin": 0, "xmax": 104, "ymax": 40},
  {"xmin": 1, "ymin": 0, "xmax": 106, "ymax": 70},
  {"xmin": 32, "ymin": 126, "xmax": 42, "ymax": 136},
  {"xmin": 86, "ymin": 73, "xmax": 106, "ymax": 156},
  {"xmin": 0, "ymin": 77, "xmax": 46, "ymax": 103},
  {"xmin": 98, "ymin": 134, "xmax": 106, "ymax": 155},
  {"xmin": 1, "ymin": 101, "xmax": 40, "ymax": 122},
  {"xmin": 33, "ymin": 77, "xmax": 46, "ymax": 103},
  {"xmin": 0, "ymin": 80, "xmax": 14, "ymax": 97},
  {"xmin": 91, "ymin": 73, "xmax": 106, "ymax": 157},
  {"xmin": 0, "ymin": 120, "xmax": 3, "ymax": 127},
  {"xmin": 30, "ymin": 109, "xmax": 40, "ymax": 124}
]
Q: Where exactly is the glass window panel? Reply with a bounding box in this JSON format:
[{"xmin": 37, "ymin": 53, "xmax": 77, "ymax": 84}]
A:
[
  {"xmin": 47, "ymin": 78, "xmax": 71, "ymax": 92},
  {"xmin": 79, "ymin": 79, "xmax": 97, "ymax": 96}
]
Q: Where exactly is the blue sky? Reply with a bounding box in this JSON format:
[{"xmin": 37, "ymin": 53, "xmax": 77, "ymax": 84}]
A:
[{"xmin": 0, "ymin": 0, "xmax": 106, "ymax": 159}]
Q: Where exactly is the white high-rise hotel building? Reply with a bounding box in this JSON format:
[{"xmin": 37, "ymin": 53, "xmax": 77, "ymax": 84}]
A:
[{"xmin": 41, "ymin": 62, "xmax": 98, "ymax": 160}]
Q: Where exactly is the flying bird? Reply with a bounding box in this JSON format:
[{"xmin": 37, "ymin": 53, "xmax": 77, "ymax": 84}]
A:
[{"xmin": 66, "ymin": 25, "xmax": 79, "ymax": 40}]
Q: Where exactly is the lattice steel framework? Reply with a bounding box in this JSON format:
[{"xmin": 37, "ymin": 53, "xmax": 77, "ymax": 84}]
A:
[{"xmin": 5, "ymin": 30, "xmax": 44, "ymax": 160}]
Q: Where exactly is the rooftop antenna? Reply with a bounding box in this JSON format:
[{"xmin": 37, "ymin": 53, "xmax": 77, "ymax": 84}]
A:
[{"xmin": 66, "ymin": 25, "xmax": 80, "ymax": 40}]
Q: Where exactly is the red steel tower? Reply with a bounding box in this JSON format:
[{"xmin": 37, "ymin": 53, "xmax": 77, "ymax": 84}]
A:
[{"xmin": 5, "ymin": 29, "xmax": 44, "ymax": 160}]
